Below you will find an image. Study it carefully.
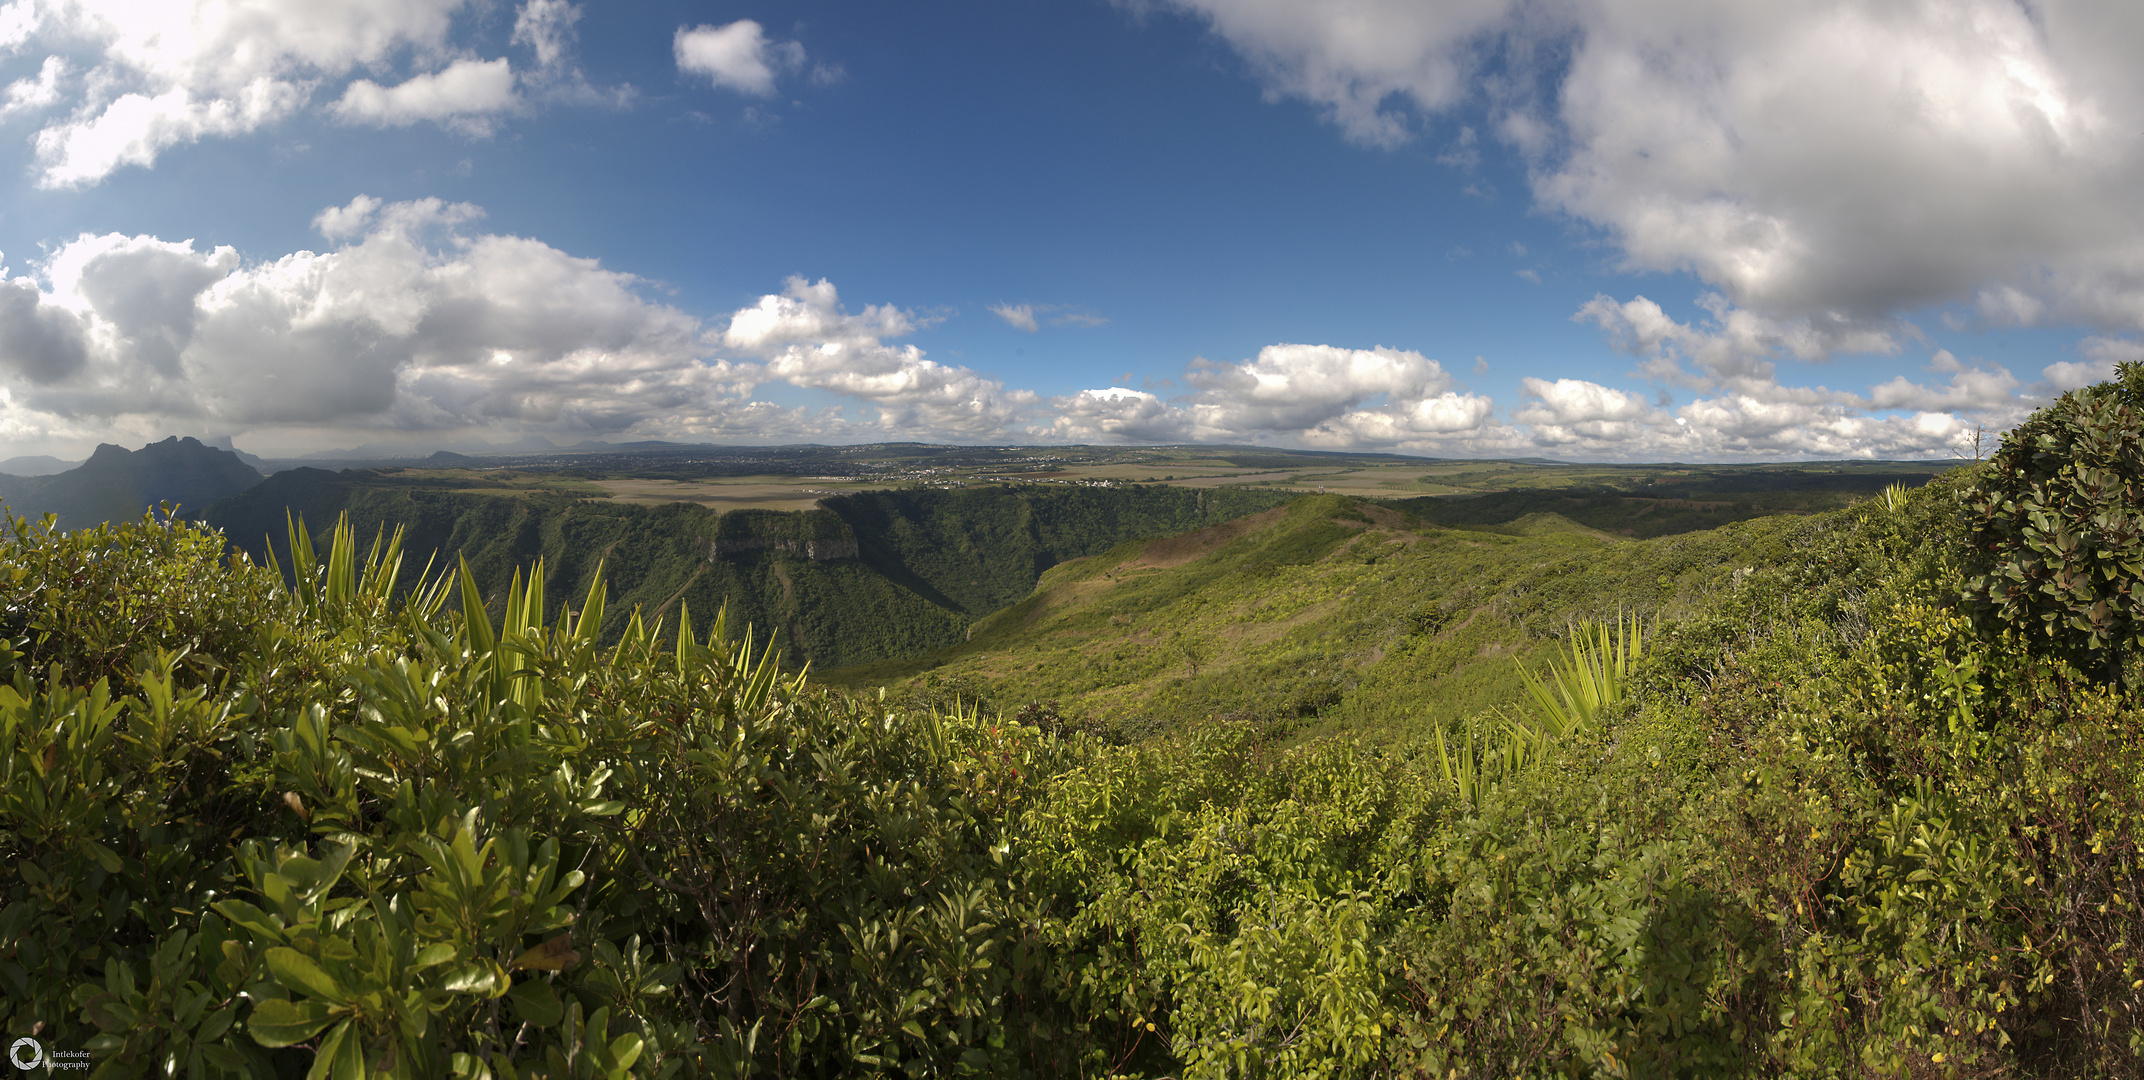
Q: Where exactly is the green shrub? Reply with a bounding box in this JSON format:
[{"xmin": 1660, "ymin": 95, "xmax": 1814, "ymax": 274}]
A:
[{"xmin": 1963, "ymin": 362, "xmax": 2144, "ymax": 681}]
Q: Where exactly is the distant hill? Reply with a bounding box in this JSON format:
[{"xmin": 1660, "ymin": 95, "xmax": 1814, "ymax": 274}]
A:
[
  {"xmin": 0, "ymin": 436, "xmax": 265, "ymax": 530},
  {"xmin": 0, "ymin": 455, "xmax": 80, "ymax": 476}
]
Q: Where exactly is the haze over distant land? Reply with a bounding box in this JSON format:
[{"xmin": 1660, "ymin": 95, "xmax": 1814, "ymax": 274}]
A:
[
  {"xmin": 0, "ymin": 437, "xmax": 264, "ymax": 531},
  {"xmin": 0, "ymin": 1, "xmax": 2134, "ymax": 462}
]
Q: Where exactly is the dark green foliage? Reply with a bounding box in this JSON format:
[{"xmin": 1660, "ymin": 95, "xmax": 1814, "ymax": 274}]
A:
[
  {"xmin": 208, "ymin": 473, "xmax": 970, "ymax": 670},
  {"xmin": 1962, "ymin": 361, "xmax": 2144, "ymax": 678},
  {"xmin": 210, "ymin": 476, "xmax": 1294, "ymax": 673},
  {"xmin": 824, "ymin": 484, "xmax": 1295, "ymax": 617},
  {"xmin": 0, "ymin": 508, "xmax": 281, "ymax": 687}
]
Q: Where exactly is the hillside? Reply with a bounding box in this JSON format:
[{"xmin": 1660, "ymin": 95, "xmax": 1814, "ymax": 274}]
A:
[
  {"xmin": 204, "ymin": 471, "xmax": 1295, "ymax": 669},
  {"xmin": 5, "ymin": 392, "xmax": 2142, "ymax": 1076},
  {"xmin": 834, "ymin": 492, "xmax": 1827, "ymax": 739},
  {"xmin": 0, "ymin": 436, "xmax": 264, "ymax": 529}
]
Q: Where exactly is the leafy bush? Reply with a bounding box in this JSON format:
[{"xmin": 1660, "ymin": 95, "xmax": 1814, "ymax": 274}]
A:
[{"xmin": 1963, "ymin": 361, "xmax": 2144, "ymax": 680}]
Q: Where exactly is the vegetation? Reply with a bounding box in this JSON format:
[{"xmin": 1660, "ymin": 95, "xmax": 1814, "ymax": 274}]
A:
[
  {"xmin": 1963, "ymin": 361, "xmax": 2144, "ymax": 681},
  {"xmin": 834, "ymin": 495, "xmax": 1822, "ymax": 743},
  {"xmin": 6, "ymin": 377, "xmax": 2144, "ymax": 1075},
  {"xmin": 206, "ymin": 474, "xmax": 1293, "ymax": 672}
]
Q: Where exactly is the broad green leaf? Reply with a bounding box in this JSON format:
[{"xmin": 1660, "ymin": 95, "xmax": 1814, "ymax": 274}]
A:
[
  {"xmin": 507, "ymin": 979, "xmax": 565, "ymax": 1027},
  {"xmin": 246, "ymin": 999, "xmax": 341, "ymax": 1048},
  {"xmin": 265, "ymin": 949, "xmax": 350, "ymax": 1004}
]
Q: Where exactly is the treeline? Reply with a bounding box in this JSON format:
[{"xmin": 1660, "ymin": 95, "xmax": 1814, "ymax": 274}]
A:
[{"xmin": 203, "ymin": 474, "xmax": 1293, "ymax": 669}]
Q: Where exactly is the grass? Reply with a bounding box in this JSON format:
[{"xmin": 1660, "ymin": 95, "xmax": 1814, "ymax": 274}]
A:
[{"xmin": 823, "ymin": 492, "xmax": 1818, "ymax": 744}]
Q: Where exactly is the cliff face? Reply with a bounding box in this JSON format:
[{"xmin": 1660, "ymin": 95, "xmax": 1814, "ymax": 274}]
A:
[{"xmin": 708, "ymin": 509, "xmax": 861, "ymax": 562}]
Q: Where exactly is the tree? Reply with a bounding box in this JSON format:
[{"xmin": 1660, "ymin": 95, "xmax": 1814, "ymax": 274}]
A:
[{"xmin": 1961, "ymin": 362, "xmax": 2144, "ymax": 682}]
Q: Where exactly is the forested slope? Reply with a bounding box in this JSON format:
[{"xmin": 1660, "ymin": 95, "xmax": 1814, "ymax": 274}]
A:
[{"xmin": 205, "ymin": 473, "xmax": 1293, "ymax": 669}]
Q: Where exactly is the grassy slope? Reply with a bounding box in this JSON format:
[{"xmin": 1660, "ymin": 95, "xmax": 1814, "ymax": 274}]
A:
[{"xmin": 831, "ymin": 492, "xmax": 1835, "ymax": 741}]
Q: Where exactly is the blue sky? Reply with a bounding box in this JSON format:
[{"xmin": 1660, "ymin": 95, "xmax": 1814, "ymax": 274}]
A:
[{"xmin": 0, "ymin": 0, "xmax": 2138, "ymax": 460}]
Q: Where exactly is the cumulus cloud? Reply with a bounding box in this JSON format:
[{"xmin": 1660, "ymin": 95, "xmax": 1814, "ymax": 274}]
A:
[
  {"xmin": 1128, "ymin": 0, "xmax": 1515, "ymax": 147},
  {"xmin": 512, "ymin": 0, "xmax": 579, "ymax": 71},
  {"xmin": 1576, "ymin": 292, "xmax": 1900, "ymax": 396},
  {"xmin": 0, "ymin": 0, "xmax": 33, "ymax": 52},
  {"xmin": 1144, "ymin": 0, "xmax": 2144, "ymax": 336},
  {"xmin": 332, "ymin": 58, "xmax": 518, "ymax": 133},
  {"xmin": 1866, "ymin": 353, "xmax": 2022, "ymax": 414},
  {"xmin": 2045, "ymin": 336, "xmax": 2144, "ymax": 392},
  {"xmin": 675, "ymin": 20, "xmax": 809, "ymax": 97},
  {"xmin": 0, "ymin": 55, "xmax": 63, "ymax": 119},
  {"xmin": 1045, "ymin": 342, "xmax": 1502, "ymax": 451},
  {"xmin": 0, "ymin": 197, "xmax": 792, "ymax": 449},
  {"xmin": 10, "ymin": 0, "xmax": 616, "ymax": 185},
  {"xmin": 721, "ymin": 277, "xmax": 1035, "ymax": 438},
  {"xmin": 1046, "ymin": 388, "xmax": 1192, "ymax": 443}
]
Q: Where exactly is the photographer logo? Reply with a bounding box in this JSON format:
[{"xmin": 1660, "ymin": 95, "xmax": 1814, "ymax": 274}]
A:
[{"xmin": 7, "ymin": 1039, "xmax": 39, "ymax": 1071}]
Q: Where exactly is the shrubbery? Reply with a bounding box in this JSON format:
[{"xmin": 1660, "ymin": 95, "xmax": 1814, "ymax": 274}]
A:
[
  {"xmin": 1964, "ymin": 360, "xmax": 2144, "ymax": 680},
  {"xmin": 4, "ymin": 372, "xmax": 2144, "ymax": 1076}
]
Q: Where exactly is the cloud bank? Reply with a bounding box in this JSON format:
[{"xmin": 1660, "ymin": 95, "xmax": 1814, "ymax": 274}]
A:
[
  {"xmin": 0, "ymin": 195, "xmax": 2094, "ymax": 460},
  {"xmin": 1132, "ymin": 0, "xmax": 2144, "ymax": 443},
  {"xmin": 0, "ymin": 0, "xmax": 619, "ymax": 186}
]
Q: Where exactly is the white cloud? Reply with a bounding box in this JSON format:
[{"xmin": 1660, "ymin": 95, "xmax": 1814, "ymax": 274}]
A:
[
  {"xmin": 1047, "ymin": 342, "xmax": 1501, "ymax": 450},
  {"xmin": 722, "ymin": 276, "xmax": 916, "ymax": 353},
  {"xmin": 0, "ymin": 198, "xmax": 795, "ymax": 450},
  {"xmin": 990, "ymin": 303, "xmax": 1038, "ymax": 332},
  {"xmin": 1866, "ymin": 363, "xmax": 2021, "ymax": 414},
  {"xmin": 11, "ymin": 0, "xmax": 619, "ymax": 184},
  {"xmin": 36, "ymin": 78, "xmax": 307, "ymax": 188},
  {"xmin": 22, "ymin": 0, "xmax": 471, "ymax": 184},
  {"xmin": 0, "ymin": 0, "xmax": 35, "ymax": 52},
  {"xmin": 1130, "ymin": 0, "xmax": 1517, "ymax": 147},
  {"xmin": 1047, "ymin": 387, "xmax": 1194, "ymax": 443},
  {"xmin": 721, "ymin": 276, "xmax": 1037, "ymax": 438},
  {"xmin": 511, "ymin": 0, "xmax": 579, "ymax": 71},
  {"xmin": 675, "ymin": 20, "xmax": 806, "ymax": 97},
  {"xmin": 332, "ymin": 58, "xmax": 518, "ymax": 133},
  {"xmin": 1, "ymin": 55, "xmax": 63, "ymax": 119},
  {"xmin": 1144, "ymin": 0, "xmax": 2144, "ymax": 337},
  {"xmin": 1576, "ymin": 291, "xmax": 1903, "ymax": 395},
  {"xmin": 2045, "ymin": 336, "xmax": 2144, "ymax": 392},
  {"xmin": 311, "ymin": 194, "xmax": 383, "ymax": 240}
]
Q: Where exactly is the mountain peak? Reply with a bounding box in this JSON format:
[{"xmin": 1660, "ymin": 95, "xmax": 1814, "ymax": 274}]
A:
[{"xmin": 4, "ymin": 436, "xmax": 268, "ymax": 530}]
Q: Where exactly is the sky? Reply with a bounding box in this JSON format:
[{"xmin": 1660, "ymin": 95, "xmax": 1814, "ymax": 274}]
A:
[{"xmin": 0, "ymin": 0, "xmax": 2139, "ymax": 462}]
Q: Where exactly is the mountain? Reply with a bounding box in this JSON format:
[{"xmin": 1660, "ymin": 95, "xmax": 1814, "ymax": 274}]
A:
[
  {"xmin": 0, "ymin": 455, "xmax": 80, "ymax": 476},
  {"xmin": 0, "ymin": 436, "xmax": 265, "ymax": 530},
  {"xmin": 193, "ymin": 436, "xmax": 272, "ymax": 473}
]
